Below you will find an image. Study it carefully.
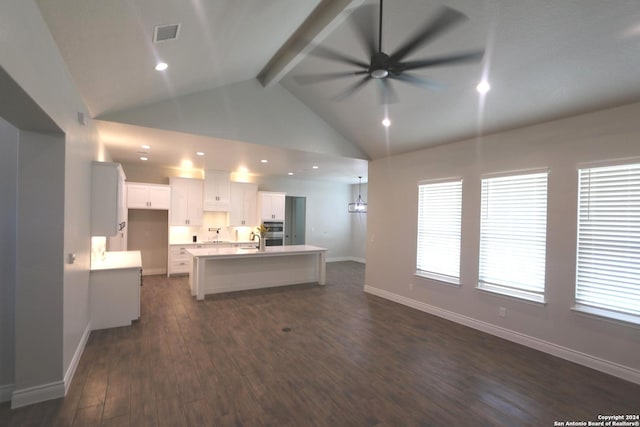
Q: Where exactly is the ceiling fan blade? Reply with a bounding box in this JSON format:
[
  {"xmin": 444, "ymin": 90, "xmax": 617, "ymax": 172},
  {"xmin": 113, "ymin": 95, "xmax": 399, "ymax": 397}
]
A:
[
  {"xmin": 349, "ymin": 4, "xmax": 377, "ymax": 57},
  {"xmin": 390, "ymin": 72, "xmax": 446, "ymax": 91},
  {"xmin": 389, "ymin": 6, "xmax": 468, "ymax": 63},
  {"xmin": 293, "ymin": 71, "xmax": 368, "ymax": 85},
  {"xmin": 376, "ymin": 79, "xmax": 398, "ymax": 104},
  {"xmin": 400, "ymin": 50, "xmax": 485, "ymax": 71},
  {"xmin": 308, "ymin": 44, "xmax": 370, "ymax": 69},
  {"xmin": 331, "ymin": 75, "xmax": 372, "ymax": 101}
]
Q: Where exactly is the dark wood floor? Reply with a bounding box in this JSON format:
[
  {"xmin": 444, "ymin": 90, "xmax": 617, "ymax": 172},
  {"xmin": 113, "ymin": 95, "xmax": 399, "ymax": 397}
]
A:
[{"xmin": 1, "ymin": 261, "xmax": 638, "ymax": 426}]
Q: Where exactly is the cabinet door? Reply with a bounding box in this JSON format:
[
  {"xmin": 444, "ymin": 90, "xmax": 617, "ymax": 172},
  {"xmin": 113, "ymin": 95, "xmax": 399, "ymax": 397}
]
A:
[
  {"xmin": 204, "ymin": 170, "xmax": 230, "ymax": 211},
  {"xmin": 148, "ymin": 185, "xmax": 170, "ymax": 210},
  {"xmin": 187, "ymin": 179, "xmax": 203, "ymax": 225},
  {"xmin": 127, "ymin": 183, "xmax": 149, "ymax": 209},
  {"xmin": 229, "ymin": 182, "xmax": 257, "ymax": 226},
  {"xmin": 170, "ymin": 177, "xmax": 203, "ymax": 226},
  {"xmin": 259, "ymin": 192, "xmax": 286, "ymax": 221},
  {"xmin": 91, "ymin": 161, "xmax": 125, "ymax": 236},
  {"xmin": 270, "ymin": 193, "xmax": 285, "ymax": 221},
  {"xmin": 243, "ymin": 184, "xmax": 258, "ymax": 226},
  {"xmin": 170, "ymin": 178, "xmax": 190, "ymax": 225}
]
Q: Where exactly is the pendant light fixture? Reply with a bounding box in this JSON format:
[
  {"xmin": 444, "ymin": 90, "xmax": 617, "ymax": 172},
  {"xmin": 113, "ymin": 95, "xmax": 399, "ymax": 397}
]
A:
[{"xmin": 348, "ymin": 176, "xmax": 367, "ymax": 213}]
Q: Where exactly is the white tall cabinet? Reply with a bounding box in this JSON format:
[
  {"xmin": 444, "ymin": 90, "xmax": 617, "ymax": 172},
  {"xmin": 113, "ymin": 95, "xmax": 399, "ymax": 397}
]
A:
[
  {"xmin": 91, "ymin": 161, "xmax": 126, "ymax": 236},
  {"xmin": 170, "ymin": 177, "xmax": 203, "ymax": 226},
  {"xmin": 229, "ymin": 182, "xmax": 258, "ymax": 226},
  {"xmin": 203, "ymin": 170, "xmax": 230, "ymax": 211},
  {"xmin": 258, "ymin": 191, "xmax": 286, "ymax": 221}
]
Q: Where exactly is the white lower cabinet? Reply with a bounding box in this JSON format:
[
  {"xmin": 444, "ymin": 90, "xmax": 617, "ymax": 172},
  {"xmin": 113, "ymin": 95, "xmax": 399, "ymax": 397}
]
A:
[
  {"xmin": 90, "ymin": 251, "xmax": 141, "ymax": 330},
  {"xmin": 168, "ymin": 243, "xmax": 233, "ymax": 276}
]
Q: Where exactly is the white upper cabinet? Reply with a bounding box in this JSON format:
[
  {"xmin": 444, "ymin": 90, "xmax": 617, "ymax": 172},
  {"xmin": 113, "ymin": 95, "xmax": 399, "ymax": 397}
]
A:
[
  {"xmin": 258, "ymin": 191, "xmax": 286, "ymax": 221},
  {"xmin": 91, "ymin": 161, "xmax": 126, "ymax": 236},
  {"xmin": 229, "ymin": 182, "xmax": 258, "ymax": 226},
  {"xmin": 127, "ymin": 182, "xmax": 170, "ymax": 210},
  {"xmin": 203, "ymin": 170, "xmax": 230, "ymax": 211},
  {"xmin": 170, "ymin": 177, "xmax": 203, "ymax": 226}
]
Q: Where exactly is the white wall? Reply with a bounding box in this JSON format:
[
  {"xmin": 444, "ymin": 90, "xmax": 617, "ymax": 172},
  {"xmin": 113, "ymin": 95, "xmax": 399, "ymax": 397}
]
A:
[
  {"xmin": 366, "ymin": 102, "xmax": 640, "ymax": 381},
  {"xmin": 15, "ymin": 130, "xmax": 65, "ymax": 390},
  {"xmin": 0, "ymin": 118, "xmax": 18, "ymax": 398},
  {"xmin": 100, "ymin": 78, "xmax": 368, "ymax": 160},
  {"xmin": 1, "ymin": 0, "xmax": 101, "ymax": 406}
]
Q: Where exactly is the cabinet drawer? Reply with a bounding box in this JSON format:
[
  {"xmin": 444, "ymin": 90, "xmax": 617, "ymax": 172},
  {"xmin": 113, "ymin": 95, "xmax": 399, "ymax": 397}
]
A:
[
  {"xmin": 170, "ymin": 245, "xmax": 191, "ymax": 255},
  {"xmin": 169, "ymin": 260, "xmax": 191, "ymax": 274}
]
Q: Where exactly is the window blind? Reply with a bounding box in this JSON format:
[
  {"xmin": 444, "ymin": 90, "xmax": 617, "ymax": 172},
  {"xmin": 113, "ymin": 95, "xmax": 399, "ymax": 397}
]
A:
[
  {"xmin": 478, "ymin": 171, "xmax": 548, "ymax": 302},
  {"xmin": 576, "ymin": 163, "xmax": 640, "ymax": 319},
  {"xmin": 416, "ymin": 179, "xmax": 462, "ymax": 284}
]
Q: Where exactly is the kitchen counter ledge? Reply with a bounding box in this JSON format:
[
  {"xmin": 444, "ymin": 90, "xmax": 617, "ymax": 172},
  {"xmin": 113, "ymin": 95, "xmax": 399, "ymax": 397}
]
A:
[{"xmin": 187, "ymin": 245, "xmax": 327, "ymax": 299}]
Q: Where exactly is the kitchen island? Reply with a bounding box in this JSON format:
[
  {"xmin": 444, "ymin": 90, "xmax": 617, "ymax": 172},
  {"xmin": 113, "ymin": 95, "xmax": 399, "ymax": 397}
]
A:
[{"xmin": 187, "ymin": 245, "xmax": 327, "ymax": 300}]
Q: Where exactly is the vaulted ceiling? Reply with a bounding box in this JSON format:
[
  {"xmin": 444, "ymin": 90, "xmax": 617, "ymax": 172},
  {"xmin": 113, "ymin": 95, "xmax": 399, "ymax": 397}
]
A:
[{"xmin": 36, "ymin": 0, "xmax": 640, "ymax": 181}]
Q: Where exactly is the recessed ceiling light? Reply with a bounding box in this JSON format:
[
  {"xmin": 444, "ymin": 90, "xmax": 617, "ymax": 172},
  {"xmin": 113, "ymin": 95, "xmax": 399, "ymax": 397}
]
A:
[
  {"xmin": 196, "ymin": 151, "xmax": 205, "ymax": 156},
  {"xmin": 382, "ymin": 117, "xmax": 391, "ymax": 127},
  {"xmin": 141, "ymin": 144, "xmax": 150, "ymax": 149},
  {"xmin": 476, "ymin": 80, "xmax": 490, "ymax": 95},
  {"xmin": 155, "ymin": 62, "xmax": 168, "ymax": 71},
  {"xmin": 288, "ymin": 172, "xmax": 294, "ymax": 176},
  {"xmin": 312, "ymin": 165, "xmax": 319, "ymax": 169},
  {"xmin": 261, "ymin": 159, "xmax": 268, "ymax": 163},
  {"xmin": 140, "ymin": 157, "xmax": 148, "ymax": 161}
]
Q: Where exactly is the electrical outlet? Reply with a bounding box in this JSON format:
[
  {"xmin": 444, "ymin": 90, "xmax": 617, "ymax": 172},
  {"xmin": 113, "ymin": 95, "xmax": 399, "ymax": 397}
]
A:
[{"xmin": 499, "ymin": 307, "xmax": 507, "ymax": 318}]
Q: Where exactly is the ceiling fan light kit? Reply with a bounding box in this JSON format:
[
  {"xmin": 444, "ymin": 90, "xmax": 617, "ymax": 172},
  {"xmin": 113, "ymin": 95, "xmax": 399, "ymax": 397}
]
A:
[{"xmin": 295, "ymin": 0, "xmax": 485, "ymax": 106}]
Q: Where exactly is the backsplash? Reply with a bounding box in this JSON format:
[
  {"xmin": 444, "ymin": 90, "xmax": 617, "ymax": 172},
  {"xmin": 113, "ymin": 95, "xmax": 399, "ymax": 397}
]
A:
[{"xmin": 168, "ymin": 211, "xmax": 257, "ymax": 244}]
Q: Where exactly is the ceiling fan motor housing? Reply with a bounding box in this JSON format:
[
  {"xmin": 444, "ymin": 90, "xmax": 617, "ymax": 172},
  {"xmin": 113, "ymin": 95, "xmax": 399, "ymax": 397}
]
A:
[{"xmin": 370, "ymin": 52, "xmax": 390, "ymax": 78}]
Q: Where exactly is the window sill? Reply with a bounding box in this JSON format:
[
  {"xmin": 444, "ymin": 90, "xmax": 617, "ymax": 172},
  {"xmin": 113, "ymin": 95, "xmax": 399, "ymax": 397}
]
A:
[
  {"xmin": 476, "ymin": 282, "xmax": 546, "ymax": 305},
  {"xmin": 415, "ymin": 271, "xmax": 460, "ymax": 286},
  {"xmin": 571, "ymin": 305, "xmax": 640, "ymax": 328}
]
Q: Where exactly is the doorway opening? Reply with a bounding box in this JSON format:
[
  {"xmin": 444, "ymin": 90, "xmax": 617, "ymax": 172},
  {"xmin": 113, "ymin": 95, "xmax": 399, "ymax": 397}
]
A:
[{"xmin": 285, "ymin": 196, "xmax": 306, "ymax": 245}]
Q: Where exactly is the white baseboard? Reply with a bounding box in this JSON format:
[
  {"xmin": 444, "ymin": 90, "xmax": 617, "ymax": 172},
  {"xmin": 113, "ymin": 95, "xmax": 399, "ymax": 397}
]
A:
[
  {"xmin": 11, "ymin": 380, "xmax": 65, "ymax": 409},
  {"xmin": 64, "ymin": 322, "xmax": 91, "ymax": 394},
  {"xmin": 11, "ymin": 321, "xmax": 91, "ymax": 408},
  {"xmin": 327, "ymin": 257, "xmax": 366, "ymax": 263},
  {"xmin": 364, "ymin": 285, "xmax": 640, "ymax": 385},
  {"xmin": 0, "ymin": 383, "xmax": 14, "ymax": 403}
]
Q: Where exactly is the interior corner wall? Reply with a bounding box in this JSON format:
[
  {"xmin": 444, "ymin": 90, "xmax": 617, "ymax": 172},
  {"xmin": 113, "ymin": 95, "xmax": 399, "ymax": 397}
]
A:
[
  {"xmin": 0, "ymin": 117, "xmax": 18, "ymax": 398},
  {"xmin": 2, "ymin": 0, "xmax": 102, "ymax": 406},
  {"xmin": 15, "ymin": 130, "xmax": 65, "ymax": 390},
  {"xmin": 365, "ymin": 101, "xmax": 640, "ymax": 378}
]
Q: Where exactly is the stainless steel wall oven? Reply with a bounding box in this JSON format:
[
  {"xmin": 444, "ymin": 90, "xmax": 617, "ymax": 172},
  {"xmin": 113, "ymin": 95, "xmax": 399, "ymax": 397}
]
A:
[{"xmin": 263, "ymin": 221, "xmax": 284, "ymax": 246}]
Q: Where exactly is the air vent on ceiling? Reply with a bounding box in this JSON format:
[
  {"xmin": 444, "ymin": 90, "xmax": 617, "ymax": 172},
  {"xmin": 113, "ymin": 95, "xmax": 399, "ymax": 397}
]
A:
[{"xmin": 153, "ymin": 24, "xmax": 181, "ymax": 43}]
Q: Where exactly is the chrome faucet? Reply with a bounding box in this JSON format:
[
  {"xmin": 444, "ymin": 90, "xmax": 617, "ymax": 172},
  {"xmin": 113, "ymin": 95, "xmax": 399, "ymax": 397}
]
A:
[{"xmin": 250, "ymin": 232, "xmax": 261, "ymax": 249}]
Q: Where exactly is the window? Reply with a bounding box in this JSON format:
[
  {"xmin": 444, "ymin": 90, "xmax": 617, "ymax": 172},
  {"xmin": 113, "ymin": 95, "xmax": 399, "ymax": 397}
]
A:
[
  {"xmin": 478, "ymin": 171, "xmax": 549, "ymax": 303},
  {"xmin": 575, "ymin": 162, "xmax": 640, "ymax": 323},
  {"xmin": 416, "ymin": 179, "xmax": 462, "ymax": 284}
]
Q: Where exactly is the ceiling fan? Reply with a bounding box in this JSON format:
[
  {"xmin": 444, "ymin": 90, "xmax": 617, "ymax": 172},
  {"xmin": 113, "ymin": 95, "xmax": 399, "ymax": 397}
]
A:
[{"xmin": 294, "ymin": 0, "xmax": 485, "ymax": 104}]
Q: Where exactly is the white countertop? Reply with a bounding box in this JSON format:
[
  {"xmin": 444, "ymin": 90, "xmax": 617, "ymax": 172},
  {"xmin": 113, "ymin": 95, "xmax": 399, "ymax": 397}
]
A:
[
  {"xmin": 169, "ymin": 240, "xmax": 254, "ymax": 246},
  {"xmin": 91, "ymin": 250, "xmax": 142, "ymax": 271},
  {"xmin": 186, "ymin": 244, "xmax": 327, "ymax": 259}
]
